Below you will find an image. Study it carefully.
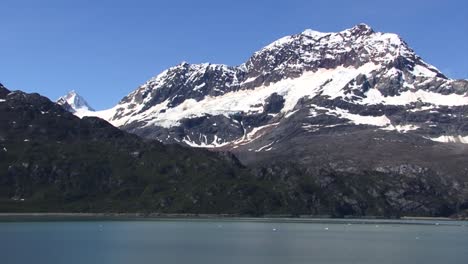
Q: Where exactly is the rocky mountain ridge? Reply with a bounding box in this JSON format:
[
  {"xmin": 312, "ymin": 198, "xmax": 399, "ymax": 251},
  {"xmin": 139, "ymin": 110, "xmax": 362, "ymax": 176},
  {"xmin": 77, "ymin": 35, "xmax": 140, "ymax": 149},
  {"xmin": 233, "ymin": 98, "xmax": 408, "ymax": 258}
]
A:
[{"xmin": 70, "ymin": 24, "xmax": 468, "ymax": 151}]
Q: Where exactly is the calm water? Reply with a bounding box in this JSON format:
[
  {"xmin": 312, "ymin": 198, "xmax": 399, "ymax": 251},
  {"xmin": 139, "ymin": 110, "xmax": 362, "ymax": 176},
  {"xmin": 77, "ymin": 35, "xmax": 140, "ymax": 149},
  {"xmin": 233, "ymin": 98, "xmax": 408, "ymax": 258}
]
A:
[{"xmin": 1, "ymin": 219, "xmax": 467, "ymax": 264}]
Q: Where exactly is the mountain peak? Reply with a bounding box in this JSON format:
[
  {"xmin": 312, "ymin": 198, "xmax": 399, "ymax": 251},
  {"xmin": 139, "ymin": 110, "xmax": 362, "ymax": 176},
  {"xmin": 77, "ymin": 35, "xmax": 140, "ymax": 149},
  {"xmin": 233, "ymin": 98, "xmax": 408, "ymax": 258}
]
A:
[
  {"xmin": 178, "ymin": 61, "xmax": 190, "ymax": 67},
  {"xmin": 301, "ymin": 23, "xmax": 374, "ymax": 38},
  {"xmin": 301, "ymin": 29, "xmax": 330, "ymax": 38},
  {"xmin": 347, "ymin": 23, "xmax": 374, "ymax": 35},
  {"xmin": 0, "ymin": 83, "xmax": 10, "ymax": 99},
  {"xmin": 57, "ymin": 90, "xmax": 94, "ymax": 113}
]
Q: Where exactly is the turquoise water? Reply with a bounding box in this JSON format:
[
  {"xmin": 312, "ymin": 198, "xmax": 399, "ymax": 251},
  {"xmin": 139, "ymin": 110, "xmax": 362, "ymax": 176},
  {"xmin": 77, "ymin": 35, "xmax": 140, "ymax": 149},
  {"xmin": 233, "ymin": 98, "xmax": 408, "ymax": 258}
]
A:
[{"xmin": 1, "ymin": 219, "xmax": 467, "ymax": 264}]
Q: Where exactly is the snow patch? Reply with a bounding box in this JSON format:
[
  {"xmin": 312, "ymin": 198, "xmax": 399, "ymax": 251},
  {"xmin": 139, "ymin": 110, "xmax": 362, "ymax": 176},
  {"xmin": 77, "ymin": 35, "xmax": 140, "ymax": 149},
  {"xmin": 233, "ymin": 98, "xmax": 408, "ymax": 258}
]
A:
[
  {"xmin": 412, "ymin": 64, "xmax": 437, "ymax": 78},
  {"xmin": 302, "ymin": 29, "xmax": 330, "ymax": 38},
  {"xmin": 430, "ymin": 135, "xmax": 468, "ymax": 144},
  {"xmin": 255, "ymin": 141, "xmax": 276, "ymax": 152},
  {"xmin": 313, "ymin": 106, "xmax": 391, "ymax": 127},
  {"xmin": 361, "ymin": 88, "xmax": 468, "ymax": 106},
  {"xmin": 182, "ymin": 134, "xmax": 230, "ymax": 148},
  {"xmin": 244, "ymin": 123, "xmax": 279, "ymax": 141},
  {"xmin": 193, "ymin": 83, "xmax": 206, "ymax": 91},
  {"xmin": 409, "ymin": 106, "xmax": 435, "ymax": 112},
  {"xmin": 284, "ymin": 110, "xmax": 299, "ymax": 118},
  {"xmin": 382, "ymin": 124, "xmax": 420, "ymax": 133},
  {"xmin": 263, "ymin": 36, "xmax": 294, "ymax": 51}
]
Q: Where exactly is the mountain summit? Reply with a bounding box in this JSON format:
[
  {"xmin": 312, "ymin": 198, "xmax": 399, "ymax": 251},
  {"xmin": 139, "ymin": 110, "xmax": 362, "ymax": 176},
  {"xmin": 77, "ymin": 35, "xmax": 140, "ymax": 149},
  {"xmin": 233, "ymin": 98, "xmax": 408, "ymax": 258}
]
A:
[{"xmin": 57, "ymin": 90, "xmax": 94, "ymax": 114}]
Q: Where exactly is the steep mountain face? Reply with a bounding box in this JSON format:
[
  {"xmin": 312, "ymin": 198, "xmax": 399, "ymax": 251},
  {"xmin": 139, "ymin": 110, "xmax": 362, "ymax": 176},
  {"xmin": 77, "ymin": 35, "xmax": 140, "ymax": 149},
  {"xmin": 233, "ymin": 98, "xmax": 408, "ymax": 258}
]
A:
[{"xmin": 57, "ymin": 90, "xmax": 95, "ymax": 114}]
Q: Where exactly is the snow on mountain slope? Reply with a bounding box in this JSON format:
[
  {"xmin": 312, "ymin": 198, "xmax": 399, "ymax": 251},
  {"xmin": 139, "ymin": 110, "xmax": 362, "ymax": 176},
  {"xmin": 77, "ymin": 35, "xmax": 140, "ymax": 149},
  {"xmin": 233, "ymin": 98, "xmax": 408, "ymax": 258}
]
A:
[
  {"xmin": 101, "ymin": 62, "xmax": 380, "ymax": 128},
  {"xmin": 360, "ymin": 88, "xmax": 468, "ymax": 106},
  {"xmin": 57, "ymin": 90, "xmax": 95, "ymax": 116},
  {"xmin": 70, "ymin": 24, "xmax": 468, "ymax": 148}
]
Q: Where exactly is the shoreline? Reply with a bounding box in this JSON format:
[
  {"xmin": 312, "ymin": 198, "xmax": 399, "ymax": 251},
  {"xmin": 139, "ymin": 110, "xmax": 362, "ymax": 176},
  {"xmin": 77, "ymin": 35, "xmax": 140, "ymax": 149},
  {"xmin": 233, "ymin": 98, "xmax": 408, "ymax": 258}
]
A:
[{"xmin": 0, "ymin": 213, "xmax": 465, "ymax": 225}]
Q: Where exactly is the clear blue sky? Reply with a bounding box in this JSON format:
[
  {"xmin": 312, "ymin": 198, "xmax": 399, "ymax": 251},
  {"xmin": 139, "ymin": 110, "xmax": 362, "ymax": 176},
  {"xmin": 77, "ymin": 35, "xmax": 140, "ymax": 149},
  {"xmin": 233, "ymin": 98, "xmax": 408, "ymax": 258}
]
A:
[{"xmin": 1, "ymin": 0, "xmax": 467, "ymax": 109}]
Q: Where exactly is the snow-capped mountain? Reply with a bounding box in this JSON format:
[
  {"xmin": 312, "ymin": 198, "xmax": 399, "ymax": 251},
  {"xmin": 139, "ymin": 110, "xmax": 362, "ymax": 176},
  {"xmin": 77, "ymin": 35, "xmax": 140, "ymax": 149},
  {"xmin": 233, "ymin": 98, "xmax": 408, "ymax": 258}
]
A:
[
  {"xmin": 50, "ymin": 24, "xmax": 468, "ymax": 213},
  {"xmin": 68, "ymin": 24, "xmax": 468, "ymax": 157},
  {"xmin": 57, "ymin": 90, "xmax": 94, "ymax": 115}
]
